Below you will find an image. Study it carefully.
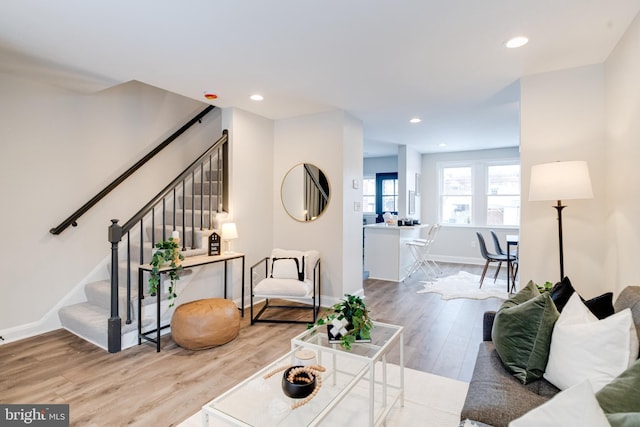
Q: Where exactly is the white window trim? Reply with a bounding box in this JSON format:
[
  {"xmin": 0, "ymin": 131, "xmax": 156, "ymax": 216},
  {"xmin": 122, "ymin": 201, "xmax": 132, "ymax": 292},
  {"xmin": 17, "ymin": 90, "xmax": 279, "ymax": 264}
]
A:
[{"xmin": 438, "ymin": 158, "xmax": 520, "ymax": 226}]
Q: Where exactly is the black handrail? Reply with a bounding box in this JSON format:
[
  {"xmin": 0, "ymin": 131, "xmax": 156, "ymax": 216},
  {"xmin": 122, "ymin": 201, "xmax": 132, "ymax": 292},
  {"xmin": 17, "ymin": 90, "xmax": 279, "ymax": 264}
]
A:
[{"xmin": 49, "ymin": 105, "xmax": 215, "ymax": 235}]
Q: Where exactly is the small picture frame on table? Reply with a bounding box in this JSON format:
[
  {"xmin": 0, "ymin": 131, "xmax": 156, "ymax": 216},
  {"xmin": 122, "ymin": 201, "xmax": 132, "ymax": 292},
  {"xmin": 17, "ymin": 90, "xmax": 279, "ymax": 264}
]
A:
[{"xmin": 208, "ymin": 232, "xmax": 221, "ymax": 256}]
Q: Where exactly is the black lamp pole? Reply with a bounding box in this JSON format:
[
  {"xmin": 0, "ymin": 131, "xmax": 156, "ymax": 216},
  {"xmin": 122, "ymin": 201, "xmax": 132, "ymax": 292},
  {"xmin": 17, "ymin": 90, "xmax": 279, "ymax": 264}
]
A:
[{"xmin": 553, "ymin": 200, "xmax": 566, "ymax": 282}]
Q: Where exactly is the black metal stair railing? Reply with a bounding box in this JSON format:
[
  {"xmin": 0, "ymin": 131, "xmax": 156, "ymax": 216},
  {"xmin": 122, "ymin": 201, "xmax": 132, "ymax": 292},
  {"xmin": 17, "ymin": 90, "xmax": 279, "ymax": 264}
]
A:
[
  {"xmin": 107, "ymin": 130, "xmax": 228, "ymax": 353},
  {"xmin": 50, "ymin": 105, "xmax": 215, "ymax": 235}
]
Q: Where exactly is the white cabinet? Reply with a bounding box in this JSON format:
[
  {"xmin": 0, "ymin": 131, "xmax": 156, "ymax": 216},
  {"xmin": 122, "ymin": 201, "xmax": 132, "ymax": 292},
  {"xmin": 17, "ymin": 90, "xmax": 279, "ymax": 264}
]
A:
[{"xmin": 363, "ymin": 224, "xmax": 428, "ymax": 282}]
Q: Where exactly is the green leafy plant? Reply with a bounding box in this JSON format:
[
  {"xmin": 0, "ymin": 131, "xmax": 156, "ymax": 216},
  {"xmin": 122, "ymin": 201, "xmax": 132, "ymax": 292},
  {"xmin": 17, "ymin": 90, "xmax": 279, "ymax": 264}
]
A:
[
  {"xmin": 536, "ymin": 281, "xmax": 554, "ymax": 294},
  {"xmin": 148, "ymin": 238, "xmax": 184, "ymax": 307},
  {"xmin": 310, "ymin": 294, "xmax": 373, "ymax": 350}
]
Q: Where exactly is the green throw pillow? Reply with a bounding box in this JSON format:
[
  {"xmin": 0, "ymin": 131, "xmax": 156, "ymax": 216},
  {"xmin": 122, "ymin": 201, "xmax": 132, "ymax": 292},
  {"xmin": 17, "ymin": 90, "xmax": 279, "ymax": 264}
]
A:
[
  {"xmin": 492, "ymin": 281, "xmax": 560, "ymax": 384},
  {"xmin": 606, "ymin": 413, "xmax": 640, "ymax": 427},
  {"xmin": 596, "ymin": 358, "xmax": 640, "ymax": 414},
  {"xmin": 503, "ymin": 280, "xmax": 541, "ymax": 308}
]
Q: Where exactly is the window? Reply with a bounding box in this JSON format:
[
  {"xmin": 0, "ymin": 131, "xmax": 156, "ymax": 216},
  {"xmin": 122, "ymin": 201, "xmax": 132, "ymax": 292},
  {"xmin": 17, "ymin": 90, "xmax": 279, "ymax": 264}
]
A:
[
  {"xmin": 439, "ymin": 160, "xmax": 520, "ymax": 226},
  {"xmin": 441, "ymin": 166, "xmax": 472, "ymax": 224},
  {"xmin": 362, "ymin": 178, "xmax": 376, "ymax": 213},
  {"xmin": 376, "ymin": 172, "xmax": 398, "ymax": 214},
  {"xmin": 487, "ymin": 164, "xmax": 520, "ymax": 226}
]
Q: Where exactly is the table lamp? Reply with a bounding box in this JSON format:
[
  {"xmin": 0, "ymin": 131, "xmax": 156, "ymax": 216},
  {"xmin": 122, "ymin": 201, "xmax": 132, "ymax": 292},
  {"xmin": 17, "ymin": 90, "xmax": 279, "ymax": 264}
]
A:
[
  {"xmin": 529, "ymin": 161, "xmax": 593, "ymax": 281},
  {"xmin": 220, "ymin": 222, "xmax": 238, "ymax": 254}
]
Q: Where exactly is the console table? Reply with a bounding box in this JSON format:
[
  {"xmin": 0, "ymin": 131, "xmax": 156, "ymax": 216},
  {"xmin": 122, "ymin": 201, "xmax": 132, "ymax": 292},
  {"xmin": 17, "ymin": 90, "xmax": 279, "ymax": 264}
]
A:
[{"xmin": 137, "ymin": 252, "xmax": 245, "ymax": 352}]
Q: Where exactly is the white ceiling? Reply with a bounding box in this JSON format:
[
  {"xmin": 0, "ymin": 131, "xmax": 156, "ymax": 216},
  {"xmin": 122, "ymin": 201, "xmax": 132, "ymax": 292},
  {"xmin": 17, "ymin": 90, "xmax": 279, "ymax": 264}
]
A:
[{"xmin": 1, "ymin": 1, "xmax": 639, "ymax": 157}]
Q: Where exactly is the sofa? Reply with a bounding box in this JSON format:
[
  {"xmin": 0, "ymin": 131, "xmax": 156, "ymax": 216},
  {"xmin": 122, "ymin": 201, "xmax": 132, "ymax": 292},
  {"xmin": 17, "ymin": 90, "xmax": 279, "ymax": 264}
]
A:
[{"xmin": 460, "ymin": 285, "xmax": 640, "ymax": 427}]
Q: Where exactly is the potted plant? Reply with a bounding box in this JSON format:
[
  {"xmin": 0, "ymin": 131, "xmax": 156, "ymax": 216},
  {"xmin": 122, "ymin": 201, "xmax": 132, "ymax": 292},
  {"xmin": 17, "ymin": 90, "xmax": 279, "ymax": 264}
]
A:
[
  {"xmin": 536, "ymin": 281, "xmax": 554, "ymax": 294},
  {"xmin": 148, "ymin": 237, "xmax": 184, "ymax": 307},
  {"xmin": 311, "ymin": 294, "xmax": 373, "ymax": 350}
]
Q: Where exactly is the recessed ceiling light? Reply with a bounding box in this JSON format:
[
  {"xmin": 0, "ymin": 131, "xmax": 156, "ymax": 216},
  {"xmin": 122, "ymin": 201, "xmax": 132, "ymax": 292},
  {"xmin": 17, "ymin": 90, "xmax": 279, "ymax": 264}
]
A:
[
  {"xmin": 203, "ymin": 92, "xmax": 218, "ymax": 100},
  {"xmin": 250, "ymin": 94, "xmax": 264, "ymax": 101},
  {"xmin": 505, "ymin": 36, "xmax": 529, "ymax": 49},
  {"xmin": 409, "ymin": 117, "xmax": 422, "ymax": 124},
  {"xmin": 438, "ymin": 143, "xmax": 447, "ymax": 147}
]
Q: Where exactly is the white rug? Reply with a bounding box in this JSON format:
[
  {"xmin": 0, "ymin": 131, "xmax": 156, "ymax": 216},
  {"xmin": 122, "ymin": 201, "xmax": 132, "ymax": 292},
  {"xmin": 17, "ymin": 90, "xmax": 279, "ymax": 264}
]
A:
[
  {"xmin": 417, "ymin": 271, "xmax": 511, "ymax": 300},
  {"xmin": 178, "ymin": 364, "xmax": 469, "ymax": 427}
]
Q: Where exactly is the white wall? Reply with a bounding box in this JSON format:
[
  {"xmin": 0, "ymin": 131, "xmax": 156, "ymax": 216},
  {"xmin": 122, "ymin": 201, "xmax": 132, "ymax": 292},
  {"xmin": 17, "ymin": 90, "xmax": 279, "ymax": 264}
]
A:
[
  {"xmin": 274, "ymin": 110, "xmax": 363, "ymax": 303},
  {"xmin": 222, "ymin": 108, "xmax": 274, "ymax": 303},
  {"xmin": 398, "ymin": 145, "xmax": 422, "ymax": 220},
  {"xmin": 0, "ymin": 75, "xmax": 222, "ymax": 333},
  {"xmin": 520, "ymin": 65, "xmax": 607, "ymax": 298},
  {"xmin": 341, "ymin": 113, "xmax": 364, "ymax": 296},
  {"xmin": 363, "ymin": 156, "xmax": 398, "ymax": 177},
  {"xmin": 604, "ymin": 12, "xmax": 640, "ymax": 295}
]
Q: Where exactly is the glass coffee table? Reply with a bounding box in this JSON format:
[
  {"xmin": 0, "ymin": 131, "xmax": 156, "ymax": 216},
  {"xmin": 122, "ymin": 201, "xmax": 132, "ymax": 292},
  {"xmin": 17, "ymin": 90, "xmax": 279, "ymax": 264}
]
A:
[{"xmin": 201, "ymin": 321, "xmax": 404, "ymax": 426}]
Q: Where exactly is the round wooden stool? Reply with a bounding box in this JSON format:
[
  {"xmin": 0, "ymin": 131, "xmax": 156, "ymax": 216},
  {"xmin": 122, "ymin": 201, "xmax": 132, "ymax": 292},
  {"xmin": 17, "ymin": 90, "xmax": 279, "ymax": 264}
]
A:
[{"xmin": 171, "ymin": 298, "xmax": 240, "ymax": 350}]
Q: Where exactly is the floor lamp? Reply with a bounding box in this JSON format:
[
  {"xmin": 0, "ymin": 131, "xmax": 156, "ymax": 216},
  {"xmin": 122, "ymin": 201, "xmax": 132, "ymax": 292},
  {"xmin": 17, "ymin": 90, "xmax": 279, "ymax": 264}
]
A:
[{"xmin": 529, "ymin": 161, "xmax": 593, "ymax": 281}]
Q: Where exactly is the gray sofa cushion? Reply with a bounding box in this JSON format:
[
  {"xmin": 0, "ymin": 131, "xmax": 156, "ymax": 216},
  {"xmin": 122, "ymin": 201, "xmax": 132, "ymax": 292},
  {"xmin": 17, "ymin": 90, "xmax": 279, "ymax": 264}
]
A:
[{"xmin": 460, "ymin": 342, "xmax": 559, "ymax": 427}]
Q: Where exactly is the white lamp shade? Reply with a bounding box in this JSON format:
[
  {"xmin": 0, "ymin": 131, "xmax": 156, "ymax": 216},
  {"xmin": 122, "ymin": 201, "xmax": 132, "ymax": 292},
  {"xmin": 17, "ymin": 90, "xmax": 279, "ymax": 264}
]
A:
[
  {"xmin": 220, "ymin": 222, "xmax": 238, "ymax": 240},
  {"xmin": 529, "ymin": 161, "xmax": 593, "ymax": 202}
]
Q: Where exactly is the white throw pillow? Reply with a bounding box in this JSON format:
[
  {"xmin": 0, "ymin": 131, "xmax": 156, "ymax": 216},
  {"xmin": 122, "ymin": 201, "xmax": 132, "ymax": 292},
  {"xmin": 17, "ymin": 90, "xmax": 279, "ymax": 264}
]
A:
[
  {"xmin": 543, "ymin": 293, "xmax": 639, "ymax": 391},
  {"xmin": 509, "ymin": 380, "xmax": 609, "ymax": 427},
  {"xmin": 271, "ymin": 258, "xmax": 300, "ymax": 280}
]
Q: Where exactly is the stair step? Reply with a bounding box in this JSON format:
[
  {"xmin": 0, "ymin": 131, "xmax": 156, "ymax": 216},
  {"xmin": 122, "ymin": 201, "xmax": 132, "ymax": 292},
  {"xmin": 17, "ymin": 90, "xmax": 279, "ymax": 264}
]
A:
[
  {"xmin": 192, "ymin": 182, "xmax": 220, "ymax": 196},
  {"xmin": 180, "ymin": 195, "xmax": 221, "ymax": 210},
  {"xmin": 58, "ymin": 303, "xmax": 138, "ymax": 350},
  {"xmin": 144, "ymin": 226, "xmax": 210, "ymax": 250},
  {"xmin": 204, "ymin": 170, "xmax": 221, "ymax": 182},
  {"xmin": 167, "ymin": 209, "xmax": 212, "ymax": 228},
  {"xmin": 85, "ymin": 280, "xmax": 138, "ymax": 320}
]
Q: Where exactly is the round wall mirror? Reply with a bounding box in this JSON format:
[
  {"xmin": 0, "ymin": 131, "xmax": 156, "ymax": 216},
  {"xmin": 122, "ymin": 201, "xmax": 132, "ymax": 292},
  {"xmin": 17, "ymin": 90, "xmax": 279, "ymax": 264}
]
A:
[{"xmin": 281, "ymin": 163, "xmax": 330, "ymax": 222}]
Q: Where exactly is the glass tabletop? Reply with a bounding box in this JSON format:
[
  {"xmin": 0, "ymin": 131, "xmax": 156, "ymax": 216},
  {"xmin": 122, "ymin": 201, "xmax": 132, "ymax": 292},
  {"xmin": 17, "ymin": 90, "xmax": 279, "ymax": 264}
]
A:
[
  {"xmin": 203, "ymin": 351, "xmax": 371, "ymax": 426},
  {"xmin": 291, "ymin": 321, "xmax": 403, "ymax": 361}
]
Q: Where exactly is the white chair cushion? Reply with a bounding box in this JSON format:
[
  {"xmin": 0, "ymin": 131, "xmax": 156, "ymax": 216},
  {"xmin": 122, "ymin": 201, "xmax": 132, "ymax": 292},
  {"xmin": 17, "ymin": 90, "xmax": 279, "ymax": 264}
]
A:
[
  {"xmin": 253, "ymin": 278, "xmax": 312, "ymax": 297},
  {"xmin": 271, "ymin": 248, "xmax": 320, "ymax": 280}
]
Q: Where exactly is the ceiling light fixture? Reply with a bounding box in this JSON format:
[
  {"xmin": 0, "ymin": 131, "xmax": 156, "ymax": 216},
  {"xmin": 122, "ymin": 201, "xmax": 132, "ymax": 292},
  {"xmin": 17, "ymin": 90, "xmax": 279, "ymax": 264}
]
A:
[
  {"xmin": 204, "ymin": 92, "xmax": 218, "ymax": 100},
  {"xmin": 409, "ymin": 117, "xmax": 422, "ymax": 124},
  {"xmin": 250, "ymin": 94, "xmax": 264, "ymax": 101},
  {"xmin": 438, "ymin": 143, "xmax": 447, "ymax": 147},
  {"xmin": 505, "ymin": 36, "xmax": 529, "ymax": 48}
]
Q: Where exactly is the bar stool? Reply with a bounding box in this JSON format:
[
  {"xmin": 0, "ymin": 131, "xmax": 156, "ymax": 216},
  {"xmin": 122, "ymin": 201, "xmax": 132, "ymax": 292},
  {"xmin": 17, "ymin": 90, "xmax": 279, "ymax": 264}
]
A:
[{"xmin": 405, "ymin": 224, "xmax": 441, "ymax": 280}]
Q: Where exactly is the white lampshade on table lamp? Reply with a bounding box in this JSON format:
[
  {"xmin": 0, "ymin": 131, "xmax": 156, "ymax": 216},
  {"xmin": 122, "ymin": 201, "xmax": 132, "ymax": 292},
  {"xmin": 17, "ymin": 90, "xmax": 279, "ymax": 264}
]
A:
[
  {"xmin": 529, "ymin": 161, "xmax": 593, "ymax": 281},
  {"xmin": 220, "ymin": 222, "xmax": 238, "ymax": 254}
]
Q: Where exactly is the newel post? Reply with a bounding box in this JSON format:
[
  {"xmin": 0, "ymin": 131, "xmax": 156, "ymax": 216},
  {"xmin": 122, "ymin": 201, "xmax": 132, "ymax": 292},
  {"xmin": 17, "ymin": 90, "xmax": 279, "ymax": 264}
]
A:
[{"xmin": 108, "ymin": 219, "xmax": 122, "ymax": 353}]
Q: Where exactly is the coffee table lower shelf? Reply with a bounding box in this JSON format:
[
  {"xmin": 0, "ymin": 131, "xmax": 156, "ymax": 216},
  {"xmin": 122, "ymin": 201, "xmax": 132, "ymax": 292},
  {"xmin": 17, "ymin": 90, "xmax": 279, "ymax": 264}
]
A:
[{"xmin": 201, "ymin": 350, "xmax": 403, "ymax": 426}]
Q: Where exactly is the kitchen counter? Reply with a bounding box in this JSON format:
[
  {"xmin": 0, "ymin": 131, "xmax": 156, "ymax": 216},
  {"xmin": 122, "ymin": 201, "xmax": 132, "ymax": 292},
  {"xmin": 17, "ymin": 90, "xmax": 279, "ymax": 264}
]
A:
[{"xmin": 363, "ymin": 223, "xmax": 428, "ymax": 281}]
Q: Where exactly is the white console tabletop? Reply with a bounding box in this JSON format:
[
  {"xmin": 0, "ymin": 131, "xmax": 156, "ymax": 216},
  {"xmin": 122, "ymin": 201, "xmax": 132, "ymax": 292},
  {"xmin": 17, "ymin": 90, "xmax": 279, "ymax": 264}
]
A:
[{"xmin": 363, "ymin": 223, "xmax": 428, "ymax": 282}]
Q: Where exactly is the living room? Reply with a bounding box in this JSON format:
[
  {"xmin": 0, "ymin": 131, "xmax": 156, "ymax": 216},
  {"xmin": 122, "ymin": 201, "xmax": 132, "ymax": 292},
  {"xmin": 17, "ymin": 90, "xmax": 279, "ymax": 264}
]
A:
[{"xmin": 2, "ymin": 2, "xmax": 640, "ymax": 426}]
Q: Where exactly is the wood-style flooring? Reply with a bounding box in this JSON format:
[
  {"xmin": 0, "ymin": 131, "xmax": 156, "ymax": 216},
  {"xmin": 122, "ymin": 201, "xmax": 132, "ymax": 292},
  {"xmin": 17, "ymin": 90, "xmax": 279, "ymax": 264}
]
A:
[{"xmin": 0, "ymin": 262, "xmax": 504, "ymax": 426}]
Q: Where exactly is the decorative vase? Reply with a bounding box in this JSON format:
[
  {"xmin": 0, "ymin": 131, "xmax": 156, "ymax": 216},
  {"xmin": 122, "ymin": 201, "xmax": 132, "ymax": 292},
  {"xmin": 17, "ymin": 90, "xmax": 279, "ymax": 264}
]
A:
[{"xmin": 281, "ymin": 366, "xmax": 317, "ymax": 399}]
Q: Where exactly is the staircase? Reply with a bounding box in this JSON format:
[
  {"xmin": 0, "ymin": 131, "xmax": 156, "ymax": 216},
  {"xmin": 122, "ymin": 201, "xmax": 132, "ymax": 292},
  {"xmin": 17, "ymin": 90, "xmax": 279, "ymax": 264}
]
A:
[{"xmin": 58, "ymin": 133, "xmax": 228, "ymax": 351}]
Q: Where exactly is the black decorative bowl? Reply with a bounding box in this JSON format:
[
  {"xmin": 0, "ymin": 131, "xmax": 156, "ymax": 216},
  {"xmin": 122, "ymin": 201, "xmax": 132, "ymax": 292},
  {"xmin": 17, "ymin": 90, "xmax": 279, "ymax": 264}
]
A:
[{"xmin": 282, "ymin": 366, "xmax": 317, "ymax": 399}]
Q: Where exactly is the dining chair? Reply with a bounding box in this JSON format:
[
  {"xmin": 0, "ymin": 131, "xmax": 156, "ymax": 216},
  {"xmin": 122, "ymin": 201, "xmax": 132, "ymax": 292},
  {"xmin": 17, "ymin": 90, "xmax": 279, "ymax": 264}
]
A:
[{"xmin": 476, "ymin": 232, "xmax": 516, "ymax": 288}]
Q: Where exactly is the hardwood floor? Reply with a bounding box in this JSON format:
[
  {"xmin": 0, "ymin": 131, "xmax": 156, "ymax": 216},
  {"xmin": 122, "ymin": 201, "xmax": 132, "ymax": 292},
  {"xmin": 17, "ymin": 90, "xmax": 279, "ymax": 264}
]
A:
[{"xmin": 0, "ymin": 262, "xmax": 504, "ymax": 426}]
